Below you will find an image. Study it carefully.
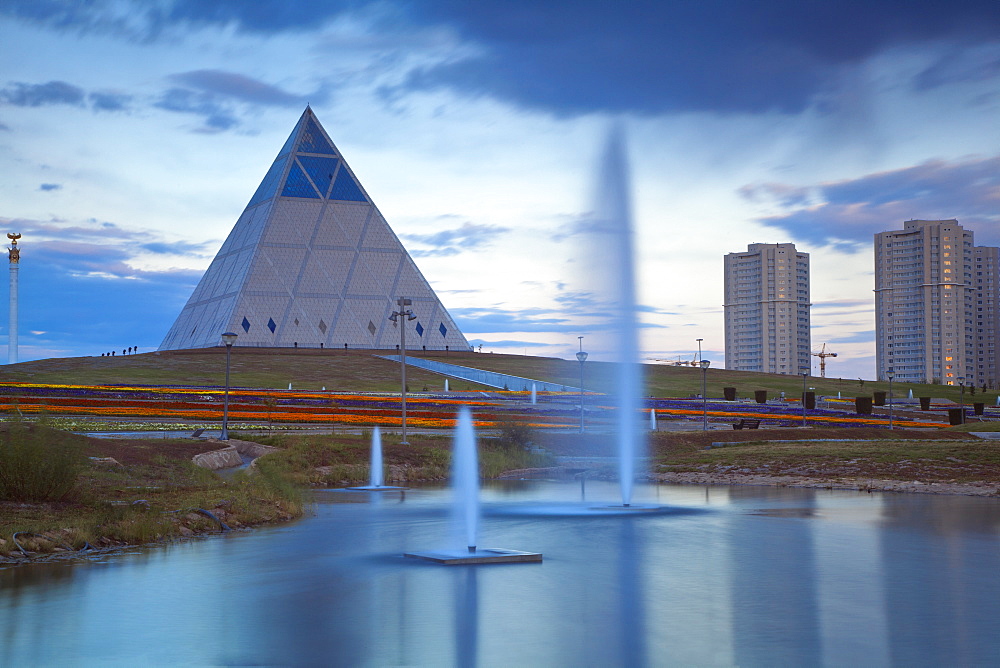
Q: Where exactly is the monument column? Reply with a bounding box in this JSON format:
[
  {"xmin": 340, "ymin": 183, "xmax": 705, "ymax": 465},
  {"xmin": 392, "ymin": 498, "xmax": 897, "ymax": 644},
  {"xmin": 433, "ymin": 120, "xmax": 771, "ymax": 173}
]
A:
[{"xmin": 7, "ymin": 233, "xmax": 20, "ymax": 365}]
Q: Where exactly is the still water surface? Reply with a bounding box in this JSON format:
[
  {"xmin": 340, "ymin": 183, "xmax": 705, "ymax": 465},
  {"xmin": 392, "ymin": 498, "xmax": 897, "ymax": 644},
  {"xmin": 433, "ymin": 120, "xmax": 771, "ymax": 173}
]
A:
[{"xmin": 2, "ymin": 481, "xmax": 1000, "ymax": 667}]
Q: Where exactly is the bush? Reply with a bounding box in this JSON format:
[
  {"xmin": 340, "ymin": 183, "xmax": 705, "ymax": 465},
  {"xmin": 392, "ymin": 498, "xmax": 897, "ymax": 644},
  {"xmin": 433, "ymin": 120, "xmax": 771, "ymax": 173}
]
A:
[
  {"xmin": 0, "ymin": 422, "xmax": 86, "ymax": 502},
  {"xmin": 495, "ymin": 416, "xmax": 535, "ymax": 449}
]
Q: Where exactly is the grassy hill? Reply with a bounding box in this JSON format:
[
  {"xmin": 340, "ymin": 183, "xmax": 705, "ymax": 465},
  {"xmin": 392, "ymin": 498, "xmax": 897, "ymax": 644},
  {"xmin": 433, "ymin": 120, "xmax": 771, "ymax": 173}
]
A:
[{"xmin": 1, "ymin": 347, "xmax": 996, "ymax": 404}]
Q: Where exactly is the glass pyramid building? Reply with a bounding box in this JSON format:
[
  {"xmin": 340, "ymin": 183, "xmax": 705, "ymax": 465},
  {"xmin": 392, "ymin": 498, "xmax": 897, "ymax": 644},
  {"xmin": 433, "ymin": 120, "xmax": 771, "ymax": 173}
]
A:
[{"xmin": 159, "ymin": 107, "xmax": 469, "ymax": 352}]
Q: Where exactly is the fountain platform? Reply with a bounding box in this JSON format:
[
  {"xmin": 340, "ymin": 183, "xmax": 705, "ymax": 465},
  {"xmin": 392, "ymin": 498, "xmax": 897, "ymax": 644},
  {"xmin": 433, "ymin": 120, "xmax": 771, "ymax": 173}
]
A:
[
  {"xmin": 343, "ymin": 485, "xmax": 408, "ymax": 491},
  {"xmin": 404, "ymin": 548, "xmax": 542, "ymax": 565},
  {"xmin": 590, "ymin": 504, "xmax": 662, "ymax": 512}
]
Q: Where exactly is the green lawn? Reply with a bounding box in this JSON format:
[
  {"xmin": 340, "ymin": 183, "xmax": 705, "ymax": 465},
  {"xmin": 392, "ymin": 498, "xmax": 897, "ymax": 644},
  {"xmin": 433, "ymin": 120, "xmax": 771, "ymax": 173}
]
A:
[{"xmin": 3, "ymin": 347, "xmax": 998, "ymax": 405}]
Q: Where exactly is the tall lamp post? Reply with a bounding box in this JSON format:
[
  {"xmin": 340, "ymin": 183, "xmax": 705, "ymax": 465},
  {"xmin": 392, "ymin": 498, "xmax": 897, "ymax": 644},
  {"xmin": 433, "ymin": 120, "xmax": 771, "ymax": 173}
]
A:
[
  {"xmin": 577, "ymin": 336, "xmax": 588, "ymax": 434},
  {"xmin": 220, "ymin": 331, "xmax": 238, "ymax": 440},
  {"xmin": 700, "ymin": 359, "xmax": 711, "ymax": 431},
  {"xmin": 887, "ymin": 369, "xmax": 895, "ymax": 430},
  {"xmin": 958, "ymin": 376, "xmax": 966, "ymax": 424},
  {"xmin": 390, "ymin": 297, "xmax": 417, "ymax": 444},
  {"xmin": 801, "ymin": 370, "xmax": 809, "ymax": 427}
]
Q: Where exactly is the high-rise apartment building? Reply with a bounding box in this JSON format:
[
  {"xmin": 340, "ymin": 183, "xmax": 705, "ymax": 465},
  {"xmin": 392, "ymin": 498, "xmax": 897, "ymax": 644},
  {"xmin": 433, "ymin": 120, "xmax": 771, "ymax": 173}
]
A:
[
  {"xmin": 724, "ymin": 243, "xmax": 811, "ymax": 374},
  {"xmin": 973, "ymin": 246, "xmax": 999, "ymax": 387},
  {"xmin": 873, "ymin": 219, "xmax": 995, "ymax": 385}
]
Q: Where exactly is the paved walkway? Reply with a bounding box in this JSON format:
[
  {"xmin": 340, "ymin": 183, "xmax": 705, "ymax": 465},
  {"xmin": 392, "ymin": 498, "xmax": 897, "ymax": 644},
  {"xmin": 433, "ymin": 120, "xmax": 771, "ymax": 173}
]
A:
[{"xmin": 379, "ymin": 355, "xmax": 579, "ymax": 392}]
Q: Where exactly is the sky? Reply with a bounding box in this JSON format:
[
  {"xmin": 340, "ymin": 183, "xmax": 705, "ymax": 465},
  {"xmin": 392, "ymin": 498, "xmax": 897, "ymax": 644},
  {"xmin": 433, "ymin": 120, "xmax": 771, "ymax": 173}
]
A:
[{"xmin": 2, "ymin": 0, "xmax": 1000, "ymax": 379}]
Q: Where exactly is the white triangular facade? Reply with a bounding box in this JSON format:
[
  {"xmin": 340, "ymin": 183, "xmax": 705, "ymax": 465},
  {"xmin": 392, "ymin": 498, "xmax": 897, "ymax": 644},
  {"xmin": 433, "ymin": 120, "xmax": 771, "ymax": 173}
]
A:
[{"xmin": 160, "ymin": 107, "xmax": 469, "ymax": 352}]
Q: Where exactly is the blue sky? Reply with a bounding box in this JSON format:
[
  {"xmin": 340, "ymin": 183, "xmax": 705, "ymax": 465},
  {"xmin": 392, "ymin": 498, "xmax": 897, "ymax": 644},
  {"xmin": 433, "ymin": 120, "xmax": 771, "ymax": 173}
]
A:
[{"xmin": 2, "ymin": 0, "xmax": 1000, "ymax": 379}]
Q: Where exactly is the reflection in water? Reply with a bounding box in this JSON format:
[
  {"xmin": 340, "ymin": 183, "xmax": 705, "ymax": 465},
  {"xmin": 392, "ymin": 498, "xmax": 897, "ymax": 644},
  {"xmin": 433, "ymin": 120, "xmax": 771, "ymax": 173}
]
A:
[
  {"xmin": 616, "ymin": 520, "xmax": 646, "ymax": 668},
  {"xmin": 879, "ymin": 495, "xmax": 1000, "ymax": 666},
  {"xmin": 455, "ymin": 568, "xmax": 478, "ymax": 668},
  {"xmin": 3, "ymin": 482, "xmax": 1000, "ymax": 665},
  {"xmin": 727, "ymin": 487, "xmax": 822, "ymax": 666}
]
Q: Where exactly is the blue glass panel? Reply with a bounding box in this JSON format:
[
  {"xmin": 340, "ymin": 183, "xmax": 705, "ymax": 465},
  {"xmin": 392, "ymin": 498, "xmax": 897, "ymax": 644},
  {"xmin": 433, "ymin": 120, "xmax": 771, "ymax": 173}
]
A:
[
  {"xmin": 415, "ymin": 322, "xmax": 424, "ymax": 337},
  {"xmin": 281, "ymin": 161, "xmax": 321, "ymax": 199},
  {"xmin": 268, "ymin": 318, "xmax": 277, "ymax": 333},
  {"xmin": 298, "ymin": 117, "xmax": 336, "ymax": 155},
  {"xmin": 330, "ymin": 168, "xmax": 367, "ymax": 202},
  {"xmin": 276, "ymin": 122, "xmax": 298, "ymax": 158},
  {"xmin": 248, "ymin": 155, "xmax": 289, "ymax": 207},
  {"xmin": 241, "ymin": 317, "xmax": 251, "ymax": 333},
  {"xmin": 298, "ymin": 156, "xmax": 340, "ymax": 198},
  {"xmin": 439, "ymin": 323, "xmax": 447, "ymax": 337}
]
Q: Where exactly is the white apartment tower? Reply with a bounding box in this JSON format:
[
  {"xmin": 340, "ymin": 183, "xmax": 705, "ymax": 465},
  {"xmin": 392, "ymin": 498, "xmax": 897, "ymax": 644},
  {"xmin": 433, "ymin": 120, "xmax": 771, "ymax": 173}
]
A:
[
  {"xmin": 973, "ymin": 246, "xmax": 999, "ymax": 387},
  {"xmin": 724, "ymin": 243, "xmax": 811, "ymax": 374},
  {"xmin": 874, "ymin": 219, "xmax": 977, "ymax": 385}
]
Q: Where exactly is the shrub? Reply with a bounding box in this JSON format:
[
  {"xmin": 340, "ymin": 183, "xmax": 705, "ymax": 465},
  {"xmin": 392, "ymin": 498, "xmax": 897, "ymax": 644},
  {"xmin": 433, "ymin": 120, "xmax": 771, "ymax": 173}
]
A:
[{"xmin": 0, "ymin": 422, "xmax": 86, "ymax": 502}]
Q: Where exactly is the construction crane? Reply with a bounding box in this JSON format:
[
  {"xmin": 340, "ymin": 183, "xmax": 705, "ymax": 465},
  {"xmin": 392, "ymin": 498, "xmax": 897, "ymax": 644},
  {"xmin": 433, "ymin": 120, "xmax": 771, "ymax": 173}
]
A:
[
  {"xmin": 648, "ymin": 356, "xmax": 700, "ymax": 367},
  {"xmin": 812, "ymin": 343, "xmax": 838, "ymax": 378}
]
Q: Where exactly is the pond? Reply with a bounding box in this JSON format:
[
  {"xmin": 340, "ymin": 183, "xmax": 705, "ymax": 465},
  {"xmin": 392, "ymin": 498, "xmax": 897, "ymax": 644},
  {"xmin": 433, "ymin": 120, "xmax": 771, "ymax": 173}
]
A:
[{"xmin": 2, "ymin": 481, "xmax": 999, "ymax": 666}]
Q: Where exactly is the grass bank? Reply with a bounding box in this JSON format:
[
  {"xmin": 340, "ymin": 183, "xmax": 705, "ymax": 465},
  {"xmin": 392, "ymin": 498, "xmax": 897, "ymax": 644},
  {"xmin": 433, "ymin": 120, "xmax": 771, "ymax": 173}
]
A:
[
  {"xmin": 0, "ymin": 423, "xmax": 302, "ymax": 562},
  {"xmin": 1, "ymin": 422, "xmax": 552, "ymax": 562},
  {"xmin": 533, "ymin": 427, "xmax": 1000, "ymax": 490},
  {"xmin": 247, "ymin": 429, "xmax": 553, "ymax": 486}
]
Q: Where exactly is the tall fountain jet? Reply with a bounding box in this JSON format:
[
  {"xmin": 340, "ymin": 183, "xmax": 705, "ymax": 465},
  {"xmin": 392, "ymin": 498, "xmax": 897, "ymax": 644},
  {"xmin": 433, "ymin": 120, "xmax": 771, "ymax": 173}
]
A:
[
  {"xmin": 369, "ymin": 426, "xmax": 384, "ymax": 488},
  {"xmin": 452, "ymin": 406, "xmax": 480, "ymax": 553},
  {"xmin": 590, "ymin": 127, "xmax": 643, "ymax": 507}
]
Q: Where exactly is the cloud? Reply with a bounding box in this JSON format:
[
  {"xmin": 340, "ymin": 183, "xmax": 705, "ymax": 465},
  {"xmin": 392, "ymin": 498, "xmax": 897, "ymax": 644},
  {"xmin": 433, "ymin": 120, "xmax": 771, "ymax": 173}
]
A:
[
  {"xmin": 38, "ymin": 183, "xmax": 62, "ymax": 192},
  {"xmin": 154, "ymin": 88, "xmax": 238, "ymax": 131},
  {"xmin": 0, "ymin": 215, "xmax": 203, "ymax": 356},
  {"xmin": 0, "ymin": 215, "xmax": 208, "ymax": 278},
  {"xmin": 89, "ymin": 91, "xmax": 132, "ymax": 111},
  {"xmin": 746, "ymin": 155, "xmax": 1000, "ymax": 248},
  {"xmin": 168, "ymin": 70, "xmax": 310, "ymax": 107},
  {"xmin": 395, "ymin": 1, "xmax": 1000, "ymax": 115},
  {"xmin": 402, "ymin": 221, "xmax": 510, "ymax": 257},
  {"xmin": 9, "ymin": 2, "xmax": 1000, "ymax": 116},
  {"xmin": 449, "ymin": 306, "xmax": 577, "ymax": 334},
  {"xmin": 140, "ymin": 240, "xmax": 212, "ymax": 255},
  {"xmin": 0, "ymin": 80, "xmax": 85, "ymax": 107}
]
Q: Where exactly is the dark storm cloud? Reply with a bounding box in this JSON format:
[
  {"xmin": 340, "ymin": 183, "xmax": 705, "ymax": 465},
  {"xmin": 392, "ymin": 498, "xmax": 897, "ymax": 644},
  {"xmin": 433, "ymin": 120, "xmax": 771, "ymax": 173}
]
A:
[
  {"xmin": 402, "ymin": 222, "xmax": 509, "ymax": 257},
  {"xmin": 168, "ymin": 70, "xmax": 309, "ymax": 107},
  {"xmin": 746, "ymin": 156, "xmax": 1000, "ymax": 248},
  {"xmin": 397, "ymin": 0, "xmax": 1000, "ymax": 115},
  {"xmin": 0, "ymin": 80, "xmax": 85, "ymax": 107},
  {"xmin": 6, "ymin": 1, "xmax": 1000, "ymax": 115}
]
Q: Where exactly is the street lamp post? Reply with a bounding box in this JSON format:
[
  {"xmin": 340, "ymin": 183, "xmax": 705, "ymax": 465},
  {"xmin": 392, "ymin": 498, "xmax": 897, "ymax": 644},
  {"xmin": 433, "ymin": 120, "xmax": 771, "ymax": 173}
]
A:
[
  {"xmin": 220, "ymin": 332, "xmax": 238, "ymax": 440},
  {"xmin": 576, "ymin": 336, "xmax": 588, "ymax": 434},
  {"xmin": 700, "ymin": 359, "xmax": 711, "ymax": 431},
  {"xmin": 390, "ymin": 297, "xmax": 417, "ymax": 444},
  {"xmin": 958, "ymin": 376, "xmax": 966, "ymax": 424},
  {"xmin": 801, "ymin": 370, "xmax": 809, "ymax": 427},
  {"xmin": 887, "ymin": 369, "xmax": 895, "ymax": 430}
]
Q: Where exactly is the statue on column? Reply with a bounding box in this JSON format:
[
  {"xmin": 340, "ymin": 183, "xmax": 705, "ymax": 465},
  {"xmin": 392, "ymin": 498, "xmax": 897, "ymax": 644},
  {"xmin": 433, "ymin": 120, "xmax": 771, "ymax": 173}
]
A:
[{"xmin": 7, "ymin": 233, "xmax": 20, "ymax": 263}]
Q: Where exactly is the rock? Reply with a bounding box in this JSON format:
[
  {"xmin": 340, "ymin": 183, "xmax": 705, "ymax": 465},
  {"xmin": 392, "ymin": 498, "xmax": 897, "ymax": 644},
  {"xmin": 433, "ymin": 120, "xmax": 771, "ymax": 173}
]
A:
[
  {"xmin": 179, "ymin": 526, "xmax": 194, "ymax": 536},
  {"xmin": 89, "ymin": 457, "xmax": 123, "ymax": 467},
  {"xmin": 192, "ymin": 445, "xmax": 242, "ymax": 470}
]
